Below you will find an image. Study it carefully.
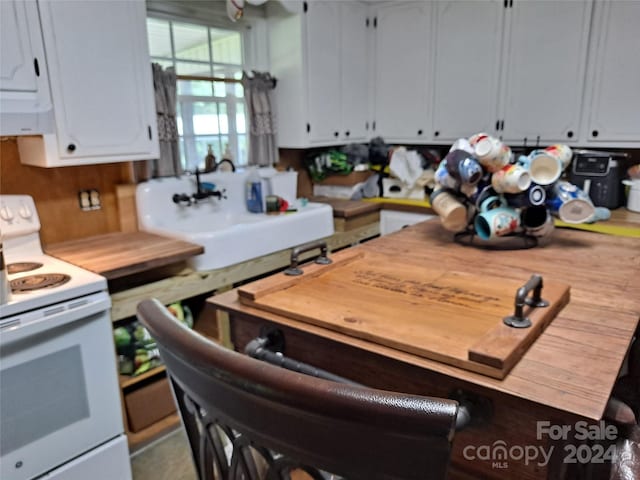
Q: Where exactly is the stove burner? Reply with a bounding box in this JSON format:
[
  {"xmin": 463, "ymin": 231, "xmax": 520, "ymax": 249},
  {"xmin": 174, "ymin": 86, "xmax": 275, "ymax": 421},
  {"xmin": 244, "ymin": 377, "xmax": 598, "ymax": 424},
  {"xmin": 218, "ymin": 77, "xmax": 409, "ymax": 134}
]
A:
[
  {"xmin": 7, "ymin": 262, "xmax": 44, "ymax": 274},
  {"xmin": 10, "ymin": 273, "xmax": 71, "ymax": 293}
]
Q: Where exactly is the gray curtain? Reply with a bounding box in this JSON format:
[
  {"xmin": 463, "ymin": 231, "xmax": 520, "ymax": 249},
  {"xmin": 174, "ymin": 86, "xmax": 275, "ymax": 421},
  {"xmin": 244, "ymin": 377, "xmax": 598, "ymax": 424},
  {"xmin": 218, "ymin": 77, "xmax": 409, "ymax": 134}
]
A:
[
  {"xmin": 241, "ymin": 71, "xmax": 277, "ymax": 167},
  {"xmin": 151, "ymin": 63, "xmax": 181, "ymax": 177}
]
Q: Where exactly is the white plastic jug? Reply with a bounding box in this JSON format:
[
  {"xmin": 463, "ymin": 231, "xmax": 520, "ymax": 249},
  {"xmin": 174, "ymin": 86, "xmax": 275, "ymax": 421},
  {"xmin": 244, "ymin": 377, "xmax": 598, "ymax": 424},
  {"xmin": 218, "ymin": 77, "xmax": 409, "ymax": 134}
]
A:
[{"xmin": 623, "ymin": 179, "xmax": 640, "ymax": 212}]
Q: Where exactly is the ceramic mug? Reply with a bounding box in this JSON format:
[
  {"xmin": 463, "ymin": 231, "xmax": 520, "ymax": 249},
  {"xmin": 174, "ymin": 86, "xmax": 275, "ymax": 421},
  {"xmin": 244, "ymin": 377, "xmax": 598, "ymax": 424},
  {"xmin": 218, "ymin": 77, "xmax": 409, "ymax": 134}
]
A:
[
  {"xmin": 545, "ymin": 144, "xmax": 573, "ymax": 171},
  {"xmin": 504, "ymin": 183, "xmax": 546, "ymax": 208},
  {"xmin": 547, "ymin": 181, "xmax": 596, "ymax": 224},
  {"xmin": 521, "ymin": 205, "xmax": 554, "ymax": 237},
  {"xmin": 491, "ymin": 164, "xmax": 531, "ymax": 194},
  {"xmin": 444, "ymin": 150, "xmax": 483, "ymax": 186},
  {"xmin": 473, "ymin": 136, "xmax": 512, "ymax": 173},
  {"xmin": 468, "ymin": 132, "xmax": 490, "ymax": 147},
  {"xmin": 435, "ymin": 161, "xmax": 459, "ymax": 190},
  {"xmin": 474, "ymin": 195, "xmax": 521, "ymax": 240},
  {"xmin": 430, "ymin": 189, "xmax": 469, "ymax": 232},
  {"xmin": 517, "ymin": 150, "xmax": 562, "ymax": 186}
]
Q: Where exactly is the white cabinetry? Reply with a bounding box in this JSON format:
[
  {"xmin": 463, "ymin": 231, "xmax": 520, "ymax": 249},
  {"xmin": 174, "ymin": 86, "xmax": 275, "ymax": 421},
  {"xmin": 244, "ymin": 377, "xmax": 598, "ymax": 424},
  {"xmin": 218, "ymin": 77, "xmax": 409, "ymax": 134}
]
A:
[
  {"xmin": 500, "ymin": 0, "xmax": 592, "ymax": 144},
  {"xmin": 372, "ymin": 2, "xmax": 431, "ymax": 143},
  {"xmin": 430, "ymin": 1, "xmax": 504, "ymax": 142},
  {"xmin": 268, "ymin": 0, "xmax": 370, "ymax": 148},
  {"xmin": 580, "ymin": 1, "xmax": 640, "ymax": 146},
  {"xmin": 0, "ymin": 0, "xmax": 53, "ymax": 135},
  {"xmin": 18, "ymin": 0, "xmax": 158, "ymax": 167}
]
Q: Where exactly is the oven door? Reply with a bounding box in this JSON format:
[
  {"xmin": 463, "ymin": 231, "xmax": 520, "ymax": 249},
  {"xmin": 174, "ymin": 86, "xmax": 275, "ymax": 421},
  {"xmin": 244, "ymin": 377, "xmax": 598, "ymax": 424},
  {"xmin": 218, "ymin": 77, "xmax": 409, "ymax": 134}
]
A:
[{"xmin": 0, "ymin": 291, "xmax": 126, "ymax": 480}]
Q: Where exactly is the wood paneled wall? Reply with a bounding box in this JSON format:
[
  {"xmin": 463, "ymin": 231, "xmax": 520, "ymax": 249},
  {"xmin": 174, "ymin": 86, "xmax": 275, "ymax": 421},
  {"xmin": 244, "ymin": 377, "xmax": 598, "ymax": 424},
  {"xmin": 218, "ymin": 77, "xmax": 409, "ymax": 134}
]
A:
[{"xmin": 0, "ymin": 138, "xmax": 133, "ymax": 245}]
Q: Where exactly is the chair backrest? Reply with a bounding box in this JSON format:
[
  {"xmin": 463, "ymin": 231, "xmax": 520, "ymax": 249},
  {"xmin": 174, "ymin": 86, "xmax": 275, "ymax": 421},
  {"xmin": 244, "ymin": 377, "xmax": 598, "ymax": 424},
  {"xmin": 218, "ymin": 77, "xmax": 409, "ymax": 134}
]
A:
[{"xmin": 137, "ymin": 298, "xmax": 459, "ymax": 480}]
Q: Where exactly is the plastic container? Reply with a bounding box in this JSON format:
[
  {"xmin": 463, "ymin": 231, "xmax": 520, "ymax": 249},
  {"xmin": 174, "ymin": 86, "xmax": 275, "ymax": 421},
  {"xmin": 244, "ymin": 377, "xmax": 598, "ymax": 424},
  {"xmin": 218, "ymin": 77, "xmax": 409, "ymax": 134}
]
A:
[{"xmin": 246, "ymin": 168, "xmax": 264, "ymax": 213}]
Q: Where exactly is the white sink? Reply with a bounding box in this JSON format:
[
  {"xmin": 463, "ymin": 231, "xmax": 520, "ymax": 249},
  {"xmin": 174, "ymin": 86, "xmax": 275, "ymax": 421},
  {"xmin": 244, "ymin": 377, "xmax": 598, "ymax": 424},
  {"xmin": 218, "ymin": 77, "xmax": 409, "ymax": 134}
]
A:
[{"xmin": 136, "ymin": 170, "xmax": 334, "ymax": 271}]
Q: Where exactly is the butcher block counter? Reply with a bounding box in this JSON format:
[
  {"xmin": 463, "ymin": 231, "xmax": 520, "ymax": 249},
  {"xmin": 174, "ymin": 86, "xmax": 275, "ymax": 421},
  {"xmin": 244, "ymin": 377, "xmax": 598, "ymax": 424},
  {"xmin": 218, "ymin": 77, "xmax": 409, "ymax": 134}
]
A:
[
  {"xmin": 208, "ymin": 220, "xmax": 640, "ymax": 479},
  {"xmin": 45, "ymin": 231, "xmax": 204, "ymax": 280}
]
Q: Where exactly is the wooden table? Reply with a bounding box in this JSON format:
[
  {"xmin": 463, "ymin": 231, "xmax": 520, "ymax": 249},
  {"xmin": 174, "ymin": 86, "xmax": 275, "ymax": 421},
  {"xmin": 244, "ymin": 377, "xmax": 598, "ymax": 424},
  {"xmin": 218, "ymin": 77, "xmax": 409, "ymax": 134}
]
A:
[{"xmin": 208, "ymin": 220, "xmax": 640, "ymax": 479}]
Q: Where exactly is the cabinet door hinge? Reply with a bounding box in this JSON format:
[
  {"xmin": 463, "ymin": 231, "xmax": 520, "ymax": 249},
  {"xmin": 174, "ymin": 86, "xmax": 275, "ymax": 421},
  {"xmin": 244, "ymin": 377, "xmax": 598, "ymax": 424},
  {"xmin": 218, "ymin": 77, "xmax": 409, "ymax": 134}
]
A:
[
  {"xmin": 33, "ymin": 58, "xmax": 40, "ymax": 77},
  {"xmin": 303, "ymin": 1, "xmax": 308, "ymax": 13},
  {"xmin": 373, "ymin": 17, "xmax": 377, "ymax": 28},
  {"xmin": 306, "ymin": 123, "xmax": 310, "ymax": 133},
  {"xmin": 148, "ymin": 125, "xmax": 152, "ymax": 140}
]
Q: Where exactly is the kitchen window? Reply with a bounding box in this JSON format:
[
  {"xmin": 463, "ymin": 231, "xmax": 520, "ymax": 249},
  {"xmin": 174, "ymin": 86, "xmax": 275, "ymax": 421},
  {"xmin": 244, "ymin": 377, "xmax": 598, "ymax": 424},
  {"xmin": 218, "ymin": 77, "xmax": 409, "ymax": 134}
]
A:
[{"xmin": 146, "ymin": 17, "xmax": 247, "ymax": 170}]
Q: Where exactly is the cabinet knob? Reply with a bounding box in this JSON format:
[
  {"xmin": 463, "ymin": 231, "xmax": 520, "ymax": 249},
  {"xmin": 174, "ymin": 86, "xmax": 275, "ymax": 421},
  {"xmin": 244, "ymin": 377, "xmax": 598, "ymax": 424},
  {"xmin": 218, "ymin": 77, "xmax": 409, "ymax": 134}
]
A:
[
  {"xmin": 345, "ymin": 131, "xmax": 350, "ymax": 137},
  {"xmin": 592, "ymin": 130, "xmax": 599, "ymax": 138},
  {"xmin": 567, "ymin": 130, "xmax": 574, "ymax": 138},
  {"xmin": 434, "ymin": 131, "xmax": 440, "ymax": 137},
  {"xmin": 334, "ymin": 131, "xmax": 339, "ymax": 137},
  {"xmin": 67, "ymin": 143, "xmax": 76, "ymax": 152},
  {"xmin": 417, "ymin": 129, "xmax": 423, "ymax": 136}
]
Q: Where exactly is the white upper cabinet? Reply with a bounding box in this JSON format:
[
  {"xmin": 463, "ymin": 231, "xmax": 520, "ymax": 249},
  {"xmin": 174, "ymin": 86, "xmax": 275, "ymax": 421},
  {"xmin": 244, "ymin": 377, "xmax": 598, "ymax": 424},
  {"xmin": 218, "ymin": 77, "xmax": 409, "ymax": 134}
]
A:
[
  {"xmin": 581, "ymin": 1, "xmax": 640, "ymax": 145},
  {"xmin": 0, "ymin": 0, "xmax": 53, "ymax": 135},
  {"xmin": 340, "ymin": 1, "xmax": 370, "ymax": 143},
  {"xmin": 372, "ymin": 2, "xmax": 431, "ymax": 143},
  {"xmin": 430, "ymin": 0, "xmax": 504, "ymax": 142},
  {"xmin": 500, "ymin": 0, "xmax": 592, "ymax": 144},
  {"xmin": 268, "ymin": 0, "xmax": 370, "ymax": 148},
  {"xmin": 0, "ymin": 0, "xmax": 39, "ymax": 92},
  {"xmin": 18, "ymin": 0, "xmax": 158, "ymax": 167},
  {"xmin": 306, "ymin": 1, "xmax": 342, "ymax": 144}
]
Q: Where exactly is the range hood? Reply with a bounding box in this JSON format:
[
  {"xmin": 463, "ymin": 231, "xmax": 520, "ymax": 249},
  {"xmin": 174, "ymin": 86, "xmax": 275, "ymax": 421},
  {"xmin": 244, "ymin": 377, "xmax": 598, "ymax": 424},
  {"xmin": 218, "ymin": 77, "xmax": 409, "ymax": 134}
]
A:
[{"xmin": 0, "ymin": 93, "xmax": 55, "ymax": 136}]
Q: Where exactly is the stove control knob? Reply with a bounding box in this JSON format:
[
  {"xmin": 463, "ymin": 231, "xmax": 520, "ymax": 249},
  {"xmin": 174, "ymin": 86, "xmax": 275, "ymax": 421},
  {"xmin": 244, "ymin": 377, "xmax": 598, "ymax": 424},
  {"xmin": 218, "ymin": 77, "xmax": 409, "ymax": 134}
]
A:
[
  {"xmin": 18, "ymin": 204, "xmax": 32, "ymax": 219},
  {"xmin": 0, "ymin": 206, "xmax": 14, "ymax": 222}
]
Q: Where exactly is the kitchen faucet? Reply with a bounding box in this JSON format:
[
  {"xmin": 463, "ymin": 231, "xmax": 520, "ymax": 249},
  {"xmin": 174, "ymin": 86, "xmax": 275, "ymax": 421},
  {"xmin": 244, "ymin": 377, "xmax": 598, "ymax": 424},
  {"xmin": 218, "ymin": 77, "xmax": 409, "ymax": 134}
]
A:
[{"xmin": 172, "ymin": 168, "xmax": 226, "ymax": 206}]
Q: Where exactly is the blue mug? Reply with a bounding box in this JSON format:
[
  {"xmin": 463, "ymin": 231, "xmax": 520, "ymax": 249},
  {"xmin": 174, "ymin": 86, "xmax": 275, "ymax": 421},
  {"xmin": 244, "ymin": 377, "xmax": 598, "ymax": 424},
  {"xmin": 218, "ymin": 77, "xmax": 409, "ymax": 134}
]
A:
[
  {"xmin": 444, "ymin": 150, "xmax": 483, "ymax": 186},
  {"xmin": 474, "ymin": 195, "xmax": 521, "ymax": 240},
  {"xmin": 547, "ymin": 181, "xmax": 595, "ymax": 224},
  {"xmin": 504, "ymin": 183, "xmax": 546, "ymax": 208}
]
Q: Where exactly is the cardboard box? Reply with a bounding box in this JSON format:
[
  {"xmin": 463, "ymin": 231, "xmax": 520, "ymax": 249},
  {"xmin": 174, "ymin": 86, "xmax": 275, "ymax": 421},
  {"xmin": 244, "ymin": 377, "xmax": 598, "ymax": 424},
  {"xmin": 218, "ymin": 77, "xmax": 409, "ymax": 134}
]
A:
[{"xmin": 124, "ymin": 377, "xmax": 177, "ymax": 433}]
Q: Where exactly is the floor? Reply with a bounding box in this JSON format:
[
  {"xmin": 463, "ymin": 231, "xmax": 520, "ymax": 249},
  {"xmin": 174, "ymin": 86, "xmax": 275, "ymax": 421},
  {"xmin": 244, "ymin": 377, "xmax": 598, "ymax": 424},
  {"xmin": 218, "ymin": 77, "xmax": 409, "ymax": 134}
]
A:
[{"xmin": 130, "ymin": 427, "xmax": 196, "ymax": 480}]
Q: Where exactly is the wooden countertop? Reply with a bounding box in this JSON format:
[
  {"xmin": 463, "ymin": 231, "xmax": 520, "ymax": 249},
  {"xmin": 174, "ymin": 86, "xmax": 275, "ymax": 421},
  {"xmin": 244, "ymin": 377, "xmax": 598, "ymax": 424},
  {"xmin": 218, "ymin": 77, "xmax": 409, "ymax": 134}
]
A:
[
  {"xmin": 210, "ymin": 220, "xmax": 640, "ymax": 421},
  {"xmin": 45, "ymin": 231, "xmax": 204, "ymax": 280}
]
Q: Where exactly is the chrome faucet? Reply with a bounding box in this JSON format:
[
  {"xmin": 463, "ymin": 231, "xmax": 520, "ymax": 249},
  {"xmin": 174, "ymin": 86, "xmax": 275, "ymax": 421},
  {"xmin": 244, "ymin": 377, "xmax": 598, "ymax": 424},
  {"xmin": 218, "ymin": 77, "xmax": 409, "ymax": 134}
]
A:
[{"xmin": 172, "ymin": 168, "xmax": 226, "ymax": 206}]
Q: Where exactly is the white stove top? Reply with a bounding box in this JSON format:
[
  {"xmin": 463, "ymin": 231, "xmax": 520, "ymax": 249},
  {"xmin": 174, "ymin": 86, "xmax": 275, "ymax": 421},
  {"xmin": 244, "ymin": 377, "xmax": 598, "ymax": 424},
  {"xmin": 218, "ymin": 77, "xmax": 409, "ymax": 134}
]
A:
[
  {"xmin": 1, "ymin": 195, "xmax": 107, "ymax": 319},
  {"xmin": 2, "ymin": 253, "xmax": 107, "ymax": 318}
]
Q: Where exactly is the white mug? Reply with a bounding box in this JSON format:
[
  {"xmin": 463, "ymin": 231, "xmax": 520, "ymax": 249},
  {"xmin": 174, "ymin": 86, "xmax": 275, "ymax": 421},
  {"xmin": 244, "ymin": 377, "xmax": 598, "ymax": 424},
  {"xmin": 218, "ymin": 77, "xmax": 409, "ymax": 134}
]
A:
[{"xmin": 491, "ymin": 164, "xmax": 531, "ymax": 194}]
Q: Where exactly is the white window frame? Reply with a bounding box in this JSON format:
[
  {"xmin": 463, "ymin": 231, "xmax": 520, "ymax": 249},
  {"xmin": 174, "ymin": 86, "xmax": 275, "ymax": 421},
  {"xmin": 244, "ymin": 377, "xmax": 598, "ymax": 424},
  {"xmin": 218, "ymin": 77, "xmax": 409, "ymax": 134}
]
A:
[{"xmin": 146, "ymin": 13, "xmax": 252, "ymax": 170}]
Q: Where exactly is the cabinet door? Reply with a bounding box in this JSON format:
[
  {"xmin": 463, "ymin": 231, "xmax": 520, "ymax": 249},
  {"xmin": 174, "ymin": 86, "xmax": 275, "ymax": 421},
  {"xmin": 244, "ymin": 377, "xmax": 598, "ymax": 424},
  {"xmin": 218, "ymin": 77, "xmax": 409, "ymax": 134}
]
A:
[
  {"xmin": 38, "ymin": 0, "xmax": 158, "ymax": 160},
  {"xmin": 306, "ymin": 1, "xmax": 342, "ymax": 144},
  {"xmin": 501, "ymin": 0, "xmax": 592, "ymax": 144},
  {"xmin": 0, "ymin": 0, "xmax": 39, "ymax": 92},
  {"xmin": 584, "ymin": 1, "xmax": 640, "ymax": 143},
  {"xmin": 431, "ymin": 0, "xmax": 504, "ymax": 142},
  {"xmin": 340, "ymin": 2, "xmax": 370, "ymax": 143},
  {"xmin": 373, "ymin": 2, "xmax": 431, "ymax": 142}
]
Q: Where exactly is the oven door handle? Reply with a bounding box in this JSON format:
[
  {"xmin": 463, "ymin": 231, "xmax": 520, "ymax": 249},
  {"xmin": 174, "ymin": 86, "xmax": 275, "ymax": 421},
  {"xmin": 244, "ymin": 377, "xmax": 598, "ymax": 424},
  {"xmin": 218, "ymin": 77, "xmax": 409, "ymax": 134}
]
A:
[{"xmin": 0, "ymin": 291, "xmax": 111, "ymax": 345}]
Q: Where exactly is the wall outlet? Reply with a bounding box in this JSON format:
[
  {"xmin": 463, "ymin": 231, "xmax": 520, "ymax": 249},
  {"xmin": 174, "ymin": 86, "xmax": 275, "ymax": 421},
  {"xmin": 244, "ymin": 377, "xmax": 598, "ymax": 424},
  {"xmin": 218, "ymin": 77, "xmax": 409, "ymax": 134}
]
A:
[{"xmin": 78, "ymin": 189, "xmax": 101, "ymax": 210}]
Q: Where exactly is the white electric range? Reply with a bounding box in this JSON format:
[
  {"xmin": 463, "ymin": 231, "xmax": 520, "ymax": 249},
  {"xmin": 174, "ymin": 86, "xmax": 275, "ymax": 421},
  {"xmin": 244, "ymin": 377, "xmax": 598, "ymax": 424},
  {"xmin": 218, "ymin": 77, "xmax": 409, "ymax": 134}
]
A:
[{"xmin": 0, "ymin": 195, "xmax": 131, "ymax": 480}]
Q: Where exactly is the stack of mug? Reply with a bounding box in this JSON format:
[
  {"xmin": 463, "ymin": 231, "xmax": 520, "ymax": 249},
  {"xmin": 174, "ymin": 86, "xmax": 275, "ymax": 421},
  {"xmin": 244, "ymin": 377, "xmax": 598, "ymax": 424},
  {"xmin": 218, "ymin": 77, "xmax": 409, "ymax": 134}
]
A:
[{"xmin": 431, "ymin": 133, "xmax": 596, "ymax": 242}]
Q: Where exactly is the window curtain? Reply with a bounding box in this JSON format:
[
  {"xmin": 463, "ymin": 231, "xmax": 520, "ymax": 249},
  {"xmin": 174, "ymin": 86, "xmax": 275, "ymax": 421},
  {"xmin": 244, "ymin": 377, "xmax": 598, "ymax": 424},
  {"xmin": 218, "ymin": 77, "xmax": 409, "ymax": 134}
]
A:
[
  {"xmin": 150, "ymin": 63, "xmax": 181, "ymax": 177},
  {"xmin": 241, "ymin": 71, "xmax": 277, "ymax": 167}
]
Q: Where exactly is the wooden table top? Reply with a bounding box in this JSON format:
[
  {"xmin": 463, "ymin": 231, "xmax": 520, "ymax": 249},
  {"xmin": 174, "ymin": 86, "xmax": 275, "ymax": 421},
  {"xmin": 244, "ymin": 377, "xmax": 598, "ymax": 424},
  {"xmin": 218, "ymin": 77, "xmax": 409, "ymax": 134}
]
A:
[
  {"xmin": 210, "ymin": 220, "xmax": 640, "ymax": 421},
  {"xmin": 45, "ymin": 231, "xmax": 204, "ymax": 280}
]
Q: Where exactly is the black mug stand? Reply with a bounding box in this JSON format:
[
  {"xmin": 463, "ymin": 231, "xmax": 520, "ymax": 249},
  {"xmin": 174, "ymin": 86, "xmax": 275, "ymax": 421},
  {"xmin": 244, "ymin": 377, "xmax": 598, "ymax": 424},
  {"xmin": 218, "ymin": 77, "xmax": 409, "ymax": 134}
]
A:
[{"xmin": 453, "ymin": 225, "xmax": 538, "ymax": 250}]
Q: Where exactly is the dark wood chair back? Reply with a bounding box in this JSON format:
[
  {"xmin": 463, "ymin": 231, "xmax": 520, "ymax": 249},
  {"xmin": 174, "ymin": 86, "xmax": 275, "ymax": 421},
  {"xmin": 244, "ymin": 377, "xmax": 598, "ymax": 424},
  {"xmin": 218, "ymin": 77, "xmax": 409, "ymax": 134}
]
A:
[{"xmin": 137, "ymin": 298, "xmax": 459, "ymax": 480}]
